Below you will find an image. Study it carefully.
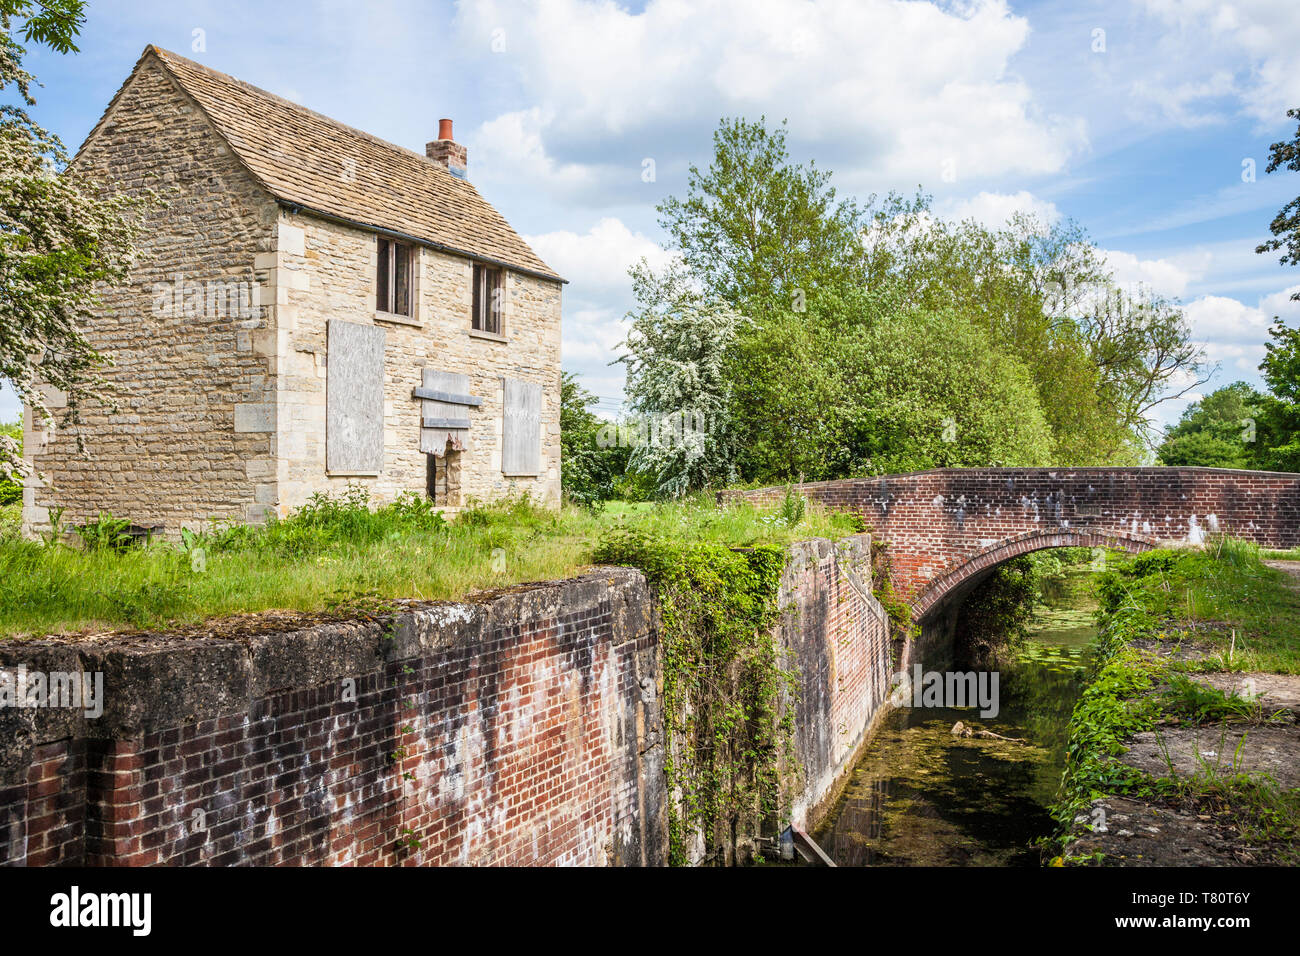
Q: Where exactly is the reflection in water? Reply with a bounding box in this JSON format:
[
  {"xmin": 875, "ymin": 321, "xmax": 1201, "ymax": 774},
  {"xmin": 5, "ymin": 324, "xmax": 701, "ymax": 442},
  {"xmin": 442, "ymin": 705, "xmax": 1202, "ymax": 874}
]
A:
[{"xmin": 813, "ymin": 569, "xmax": 1098, "ymax": 866}]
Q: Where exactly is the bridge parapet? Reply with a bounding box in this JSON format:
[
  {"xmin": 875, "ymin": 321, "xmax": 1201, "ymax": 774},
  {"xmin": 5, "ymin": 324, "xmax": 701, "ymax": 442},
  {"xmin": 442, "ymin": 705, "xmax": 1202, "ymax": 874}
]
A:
[{"xmin": 720, "ymin": 467, "xmax": 1300, "ymax": 618}]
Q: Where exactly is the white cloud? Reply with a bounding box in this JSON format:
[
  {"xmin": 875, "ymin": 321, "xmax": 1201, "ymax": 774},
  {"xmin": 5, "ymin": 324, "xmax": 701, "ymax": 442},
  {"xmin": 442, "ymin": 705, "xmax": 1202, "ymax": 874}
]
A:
[
  {"xmin": 523, "ymin": 218, "xmax": 676, "ymax": 412},
  {"xmin": 472, "ymin": 107, "xmax": 596, "ymax": 196},
  {"xmin": 939, "ymin": 191, "xmax": 1063, "ymax": 230},
  {"xmin": 1179, "ymin": 285, "xmax": 1300, "ymax": 383},
  {"xmin": 1134, "ymin": 0, "xmax": 1300, "ymax": 128},
  {"xmin": 562, "ymin": 309, "xmax": 627, "ymax": 357},
  {"xmin": 1258, "ymin": 285, "xmax": 1300, "ymax": 320},
  {"xmin": 1182, "ymin": 294, "xmax": 1272, "ymax": 342},
  {"xmin": 456, "ymin": 0, "xmax": 1088, "ymax": 194},
  {"xmin": 1102, "ymin": 248, "xmax": 1199, "ymax": 298},
  {"xmin": 524, "ymin": 217, "xmax": 673, "ymax": 295},
  {"xmin": 1180, "ymin": 284, "xmax": 1299, "ymax": 348}
]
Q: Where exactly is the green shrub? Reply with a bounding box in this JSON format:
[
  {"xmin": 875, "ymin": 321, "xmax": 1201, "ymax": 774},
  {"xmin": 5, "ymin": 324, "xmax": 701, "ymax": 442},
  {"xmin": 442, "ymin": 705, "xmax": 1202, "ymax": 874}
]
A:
[
  {"xmin": 0, "ymin": 422, "xmax": 21, "ymax": 507},
  {"xmin": 71, "ymin": 512, "xmax": 134, "ymax": 552}
]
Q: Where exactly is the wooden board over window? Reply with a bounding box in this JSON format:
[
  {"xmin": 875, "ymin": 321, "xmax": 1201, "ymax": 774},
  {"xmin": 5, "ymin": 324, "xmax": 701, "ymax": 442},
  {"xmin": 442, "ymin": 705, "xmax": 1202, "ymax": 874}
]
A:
[
  {"xmin": 420, "ymin": 368, "xmax": 474, "ymax": 456},
  {"xmin": 326, "ymin": 320, "xmax": 386, "ymax": 474},
  {"xmin": 501, "ymin": 377, "xmax": 542, "ymax": 476}
]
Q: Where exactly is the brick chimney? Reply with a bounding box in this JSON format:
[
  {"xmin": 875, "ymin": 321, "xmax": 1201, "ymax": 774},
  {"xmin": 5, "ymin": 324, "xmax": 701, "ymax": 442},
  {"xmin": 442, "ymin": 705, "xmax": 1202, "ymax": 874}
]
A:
[{"xmin": 426, "ymin": 118, "xmax": 468, "ymax": 179}]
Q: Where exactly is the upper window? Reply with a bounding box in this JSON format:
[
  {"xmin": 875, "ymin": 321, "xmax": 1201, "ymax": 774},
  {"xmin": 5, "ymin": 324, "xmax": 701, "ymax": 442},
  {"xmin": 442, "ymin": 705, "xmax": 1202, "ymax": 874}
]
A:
[
  {"xmin": 376, "ymin": 237, "xmax": 412, "ymax": 317},
  {"xmin": 471, "ymin": 263, "xmax": 503, "ymax": 335}
]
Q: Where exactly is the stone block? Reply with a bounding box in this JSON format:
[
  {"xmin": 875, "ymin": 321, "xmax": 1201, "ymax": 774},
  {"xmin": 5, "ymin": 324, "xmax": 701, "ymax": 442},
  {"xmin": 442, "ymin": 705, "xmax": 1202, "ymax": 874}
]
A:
[
  {"xmin": 233, "ymin": 403, "xmax": 275, "ymax": 433},
  {"xmin": 277, "ymin": 221, "xmax": 306, "ymax": 257}
]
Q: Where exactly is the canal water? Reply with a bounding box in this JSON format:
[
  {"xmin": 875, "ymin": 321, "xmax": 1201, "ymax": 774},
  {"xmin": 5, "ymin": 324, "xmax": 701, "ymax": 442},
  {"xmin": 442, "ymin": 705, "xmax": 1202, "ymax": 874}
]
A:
[{"xmin": 812, "ymin": 567, "xmax": 1099, "ymax": 866}]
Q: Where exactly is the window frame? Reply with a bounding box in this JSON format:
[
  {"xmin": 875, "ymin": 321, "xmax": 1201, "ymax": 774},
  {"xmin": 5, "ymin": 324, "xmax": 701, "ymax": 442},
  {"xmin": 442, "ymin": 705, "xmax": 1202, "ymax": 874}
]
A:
[
  {"xmin": 375, "ymin": 236, "xmax": 415, "ymax": 320},
  {"xmin": 471, "ymin": 263, "xmax": 505, "ymax": 337}
]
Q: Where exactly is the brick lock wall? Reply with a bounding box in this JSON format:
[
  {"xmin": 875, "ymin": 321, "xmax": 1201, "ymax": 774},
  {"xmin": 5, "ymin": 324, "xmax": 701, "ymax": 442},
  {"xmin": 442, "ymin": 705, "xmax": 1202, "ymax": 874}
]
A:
[
  {"xmin": 1, "ymin": 571, "xmax": 665, "ymax": 867},
  {"xmin": 2, "ymin": 541, "xmax": 897, "ymax": 866},
  {"xmin": 777, "ymin": 536, "xmax": 893, "ymax": 829},
  {"xmin": 0, "ymin": 741, "xmax": 87, "ymax": 867},
  {"xmin": 724, "ymin": 467, "xmax": 1300, "ymax": 617}
]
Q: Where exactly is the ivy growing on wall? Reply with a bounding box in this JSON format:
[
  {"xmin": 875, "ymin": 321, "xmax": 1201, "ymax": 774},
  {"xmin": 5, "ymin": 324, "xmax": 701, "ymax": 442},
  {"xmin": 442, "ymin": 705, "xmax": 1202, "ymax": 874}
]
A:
[
  {"xmin": 593, "ymin": 527, "xmax": 796, "ymax": 865},
  {"xmin": 869, "ymin": 541, "xmax": 916, "ymax": 667}
]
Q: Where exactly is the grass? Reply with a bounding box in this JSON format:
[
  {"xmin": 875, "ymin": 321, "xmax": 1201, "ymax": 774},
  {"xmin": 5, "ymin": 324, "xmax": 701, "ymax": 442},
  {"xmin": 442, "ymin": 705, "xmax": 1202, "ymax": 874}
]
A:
[
  {"xmin": 1159, "ymin": 673, "xmax": 1272, "ymax": 724},
  {"xmin": 1095, "ymin": 536, "xmax": 1300, "ymax": 674},
  {"xmin": 0, "ymin": 486, "xmax": 857, "ymax": 639},
  {"xmin": 0, "ymin": 502, "xmax": 18, "ymax": 541},
  {"xmin": 1047, "ymin": 536, "xmax": 1300, "ymax": 862},
  {"xmin": 1262, "ymin": 546, "xmax": 1300, "ymax": 560}
]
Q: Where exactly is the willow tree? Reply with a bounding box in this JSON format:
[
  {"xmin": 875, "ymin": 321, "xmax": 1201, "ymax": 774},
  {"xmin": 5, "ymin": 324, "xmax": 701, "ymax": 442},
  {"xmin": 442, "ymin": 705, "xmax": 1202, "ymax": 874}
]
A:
[{"xmin": 0, "ymin": 0, "xmax": 149, "ymax": 478}]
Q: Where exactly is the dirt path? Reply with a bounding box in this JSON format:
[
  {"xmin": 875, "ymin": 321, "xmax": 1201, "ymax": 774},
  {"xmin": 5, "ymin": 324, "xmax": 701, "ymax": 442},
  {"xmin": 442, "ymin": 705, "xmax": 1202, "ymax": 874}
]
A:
[
  {"xmin": 1060, "ymin": 615, "xmax": 1300, "ymax": 866},
  {"xmin": 1263, "ymin": 558, "xmax": 1300, "ymax": 589}
]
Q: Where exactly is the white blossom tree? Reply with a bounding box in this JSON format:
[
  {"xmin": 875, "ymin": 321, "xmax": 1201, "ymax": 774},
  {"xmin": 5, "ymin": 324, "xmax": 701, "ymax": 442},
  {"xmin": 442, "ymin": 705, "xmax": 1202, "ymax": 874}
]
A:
[{"xmin": 617, "ymin": 259, "xmax": 747, "ymax": 497}]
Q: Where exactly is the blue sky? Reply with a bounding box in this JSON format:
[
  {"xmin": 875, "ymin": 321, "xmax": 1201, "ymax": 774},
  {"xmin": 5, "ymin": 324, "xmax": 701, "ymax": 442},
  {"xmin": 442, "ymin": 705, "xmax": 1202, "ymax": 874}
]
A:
[{"xmin": 4, "ymin": 0, "xmax": 1300, "ymax": 432}]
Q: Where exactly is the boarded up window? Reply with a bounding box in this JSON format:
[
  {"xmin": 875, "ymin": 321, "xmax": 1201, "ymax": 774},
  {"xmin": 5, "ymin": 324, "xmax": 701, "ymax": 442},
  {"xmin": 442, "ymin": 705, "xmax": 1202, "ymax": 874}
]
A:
[
  {"xmin": 501, "ymin": 377, "xmax": 542, "ymax": 476},
  {"xmin": 326, "ymin": 320, "xmax": 386, "ymax": 473},
  {"xmin": 419, "ymin": 368, "xmax": 473, "ymax": 456}
]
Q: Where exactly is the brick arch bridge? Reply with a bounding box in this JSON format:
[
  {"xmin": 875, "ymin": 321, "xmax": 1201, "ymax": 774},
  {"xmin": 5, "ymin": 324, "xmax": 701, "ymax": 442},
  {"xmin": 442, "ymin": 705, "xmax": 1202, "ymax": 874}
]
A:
[{"xmin": 721, "ymin": 467, "xmax": 1300, "ymax": 621}]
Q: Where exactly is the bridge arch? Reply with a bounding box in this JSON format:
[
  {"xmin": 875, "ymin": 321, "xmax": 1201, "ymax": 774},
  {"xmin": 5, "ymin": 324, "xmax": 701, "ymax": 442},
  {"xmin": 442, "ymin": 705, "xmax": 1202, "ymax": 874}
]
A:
[{"xmin": 910, "ymin": 529, "xmax": 1158, "ymax": 623}]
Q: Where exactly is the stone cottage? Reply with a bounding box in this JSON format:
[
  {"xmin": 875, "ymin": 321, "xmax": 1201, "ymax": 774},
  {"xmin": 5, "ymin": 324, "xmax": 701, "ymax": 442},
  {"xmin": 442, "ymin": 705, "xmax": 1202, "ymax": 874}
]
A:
[{"xmin": 22, "ymin": 45, "xmax": 563, "ymax": 538}]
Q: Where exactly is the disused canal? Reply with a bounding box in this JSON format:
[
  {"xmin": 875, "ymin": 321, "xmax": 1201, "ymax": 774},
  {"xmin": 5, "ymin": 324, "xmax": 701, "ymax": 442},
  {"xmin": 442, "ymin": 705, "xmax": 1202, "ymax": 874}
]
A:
[{"xmin": 812, "ymin": 568, "xmax": 1099, "ymax": 865}]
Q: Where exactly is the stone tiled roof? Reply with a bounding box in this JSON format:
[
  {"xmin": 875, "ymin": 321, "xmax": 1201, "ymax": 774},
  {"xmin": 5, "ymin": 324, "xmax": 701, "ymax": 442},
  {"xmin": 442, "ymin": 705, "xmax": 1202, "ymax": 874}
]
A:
[{"xmin": 103, "ymin": 46, "xmax": 562, "ymax": 282}]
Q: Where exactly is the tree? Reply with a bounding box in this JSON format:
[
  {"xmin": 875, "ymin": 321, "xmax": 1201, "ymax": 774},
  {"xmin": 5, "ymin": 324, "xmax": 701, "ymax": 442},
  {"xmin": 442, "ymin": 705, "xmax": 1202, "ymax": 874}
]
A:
[
  {"xmin": 1156, "ymin": 382, "xmax": 1266, "ymax": 468},
  {"xmin": 862, "ymin": 195, "xmax": 1201, "ymax": 461},
  {"xmin": 725, "ymin": 285, "xmax": 879, "ymax": 481},
  {"xmin": 656, "ymin": 117, "xmax": 867, "ymax": 307},
  {"xmin": 1079, "ymin": 287, "xmax": 1207, "ymax": 447},
  {"xmin": 835, "ymin": 309, "xmax": 1055, "ymax": 474},
  {"xmin": 618, "ymin": 261, "xmax": 746, "ymax": 497},
  {"xmin": 1256, "ymin": 318, "xmax": 1300, "ymax": 470},
  {"xmin": 0, "ymin": 0, "xmax": 150, "ymax": 478},
  {"xmin": 559, "ymin": 371, "xmax": 629, "ymax": 507},
  {"xmin": 1256, "ymin": 107, "xmax": 1300, "ymax": 300},
  {"xmin": 633, "ymin": 116, "xmax": 1205, "ymax": 488}
]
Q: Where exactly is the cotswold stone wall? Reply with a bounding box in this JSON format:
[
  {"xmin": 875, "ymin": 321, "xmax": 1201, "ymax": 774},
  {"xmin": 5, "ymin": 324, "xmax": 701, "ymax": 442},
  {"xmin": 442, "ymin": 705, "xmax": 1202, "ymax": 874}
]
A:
[
  {"xmin": 23, "ymin": 57, "xmax": 562, "ymax": 539},
  {"xmin": 0, "ymin": 540, "xmax": 893, "ymax": 867},
  {"xmin": 723, "ymin": 468, "xmax": 1300, "ymax": 620},
  {"xmin": 24, "ymin": 58, "xmax": 278, "ymax": 535},
  {"xmin": 267, "ymin": 210, "xmax": 562, "ymax": 517}
]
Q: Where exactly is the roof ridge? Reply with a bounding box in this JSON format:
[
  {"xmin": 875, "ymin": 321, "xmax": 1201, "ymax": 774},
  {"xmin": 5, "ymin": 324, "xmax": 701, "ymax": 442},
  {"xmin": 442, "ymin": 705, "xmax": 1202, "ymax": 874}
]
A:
[
  {"xmin": 118, "ymin": 44, "xmax": 561, "ymax": 281},
  {"xmin": 146, "ymin": 45, "xmax": 454, "ymax": 177}
]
